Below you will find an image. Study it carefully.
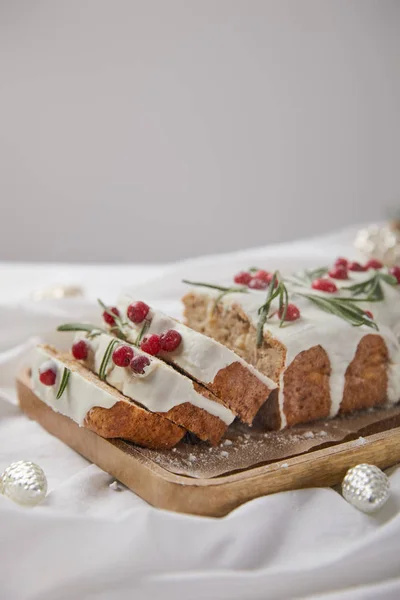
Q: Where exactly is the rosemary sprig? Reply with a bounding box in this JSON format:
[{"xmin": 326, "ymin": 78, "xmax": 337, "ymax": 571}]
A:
[
  {"xmin": 135, "ymin": 319, "xmax": 150, "ymax": 346},
  {"xmin": 299, "ymin": 294, "xmax": 378, "ymax": 330},
  {"xmin": 182, "ymin": 280, "xmax": 248, "ymax": 293},
  {"xmin": 182, "ymin": 280, "xmax": 248, "ymax": 312},
  {"xmin": 56, "ymin": 368, "xmax": 71, "ymax": 399},
  {"xmin": 256, "ymin": 272, "xmax": 290, "ymax": 347},
  {"xmin": 342, "ymin": 272, "xmax": 397, "ymax": 302},
  {"xmin": 287, "ymin": 266, "xmax": 329, "ymax": 286},
  {"xmin": 97, "ymin": 299, "xmax": 129, "ymax": 341},
  {"xmin": 57, "ymin": 323, "xmax": 105, "ymax": 334},
  {"xmin": 98, "ymin": 338, "xmax": 119, "ymax": 381}
]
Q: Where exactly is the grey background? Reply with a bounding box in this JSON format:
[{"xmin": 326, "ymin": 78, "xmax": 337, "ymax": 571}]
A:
[{"xmin": 0, "ymin": 0, "xmax": 399, "ymax": 263}]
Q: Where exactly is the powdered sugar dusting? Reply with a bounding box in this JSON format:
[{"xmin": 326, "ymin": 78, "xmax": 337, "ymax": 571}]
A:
[{"xmin": 134, "ymin": 404, "xmax": 400, "ymax": 479}]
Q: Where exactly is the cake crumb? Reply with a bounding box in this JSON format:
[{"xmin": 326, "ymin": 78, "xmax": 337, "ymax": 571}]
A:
[
  {"xmin": 172, "ymin": 448, "xmax": 177, "ymax": 452},
  {"xmin": 357, "ymin": 436, "xmax": 367, "ymax": 446},
  {"xmin": 188, "ymin": 454, "xmax": 197, "ymax": 462},
  {"xmin": 109, "ymin": 481, "xmax": 121, "ymax": 491},
  {"xmin": 303, "ymin": 431, "xmax": 315, "ymax": 439},
  {"xmin": 208, "ymin": 447, "xmax": 213, "ymax": 452},
  {"xmin": 281, "ymin": 463, "xmax": 289, "ymax": 469},
  {"xmin": 223, "ymin": 439, "xmax": 233, "ymax": 446},
  {"xmin": 319, "ymin": 431, "xmax": 328, "ymax": 437},
  {"xmin": 244, "ymin": 434, "xmax": 251, "ymax": 440},
  {"xmin": 220, "ymin": 451, "xmax": 229, "ymax": 457}
]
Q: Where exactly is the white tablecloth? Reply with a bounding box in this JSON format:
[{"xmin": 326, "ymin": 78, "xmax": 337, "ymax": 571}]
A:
[{"xmin": 1, "ymin": 225, "xmax": 400, "ymax": 600}]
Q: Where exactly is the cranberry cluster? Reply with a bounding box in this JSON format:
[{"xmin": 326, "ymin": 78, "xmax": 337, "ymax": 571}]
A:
[
  {"xmin": 327, "ymin": 257, "xmax": 385, "ymax": 282},
  {"xmin": 234, "ymin": 269, "xmax": 277, "ymax": 290},
  {"xmin": 112, "ymin": 344, "xmax": 151, "ymax": 374},
  {"xmin": 125, "ymin": 301, "xmax": 182, "ymax": 356},
  {"xmin": 311, "ymin": 257, "xmax": 391, "ymax": 295},
  {"xmin": 234, "ymin": 269, "xmax": 300, "ymax": 321}
]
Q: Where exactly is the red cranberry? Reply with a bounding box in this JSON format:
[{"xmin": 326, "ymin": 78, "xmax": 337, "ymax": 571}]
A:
[
  {"xmin": 160, "ymin": 329, "xmax": 182, "ymax": 352},
  {"xmin": 348, "ymin": 262, "xmax": 367, "ymax": 272},
  {"xmin": 39, "ymin": 362, "xmax": 57, "ymax": 386},
  {"xmin": 248, "ymin": 277, "xmax": 268, "ymax": 290},
  {"xmin": 127, "ymin": 301, "xmax": 150, "ymax": 324},
  {"xmin": 130, "ymin": 355, "xmax": 151, "ymax": 374},
  {"xmin": 278, "ymin": 303, "xmax": 301, "ymax": 321},
  {"xmin": 112, "ymin": 345, "xmax": 134, "ymax": 367},
  {"xmin": 389, "ymin": 266, "xmax": 400, "ymax": 284},
  {"xmin": 234, "ymin": 271, "xmax": 252, "ymax": 285},
  {"xmin": 335, "ymin": 257, "xmax": 348, "ymax": 267},
  {"xmin": 311, "ymin": 279, "xmax": 338, "ymax": 293},
  {"xmin": 140, "ymin": 334, "xmax": 161, "ymax": 356},
  {"xmin": 365, "ymin": 259, "xmax": 383, "ymax": 270},
  {"xmin": 364, "ymin": 310, "xmax": 374, "ymax": 319},
  {"xmin": 253, "ymin": 269, "xmax": 271, "ymax": 283},
  {"xmin": 103, "ymin": 307, "xmax": 119, "ymax": 325},
  {"xmin": 328, "ymin": 266, "xmax": 348, "ymax": 280},
  {"xmin": 71, "ymin": 340, "xmax": 89, "ymax": 360}
]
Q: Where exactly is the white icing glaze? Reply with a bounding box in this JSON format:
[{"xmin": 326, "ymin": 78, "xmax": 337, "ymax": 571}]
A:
[
  {"xmin": 117, "ymin": 294, "xmax": 277, "ymax": 393},
  {"xmin": 32, "ymin": 346, "xmax": 118, "ymax": 426},
  {"xmin": 187, "ymin": 268, "xmax": 400, "ymax": 427},
  {"xmin": 76, "ymin": 332, "xmax": 235, "ymax": 425}
]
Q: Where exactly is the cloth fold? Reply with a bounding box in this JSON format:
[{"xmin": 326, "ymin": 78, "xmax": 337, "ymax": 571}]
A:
[{"xmin": 1, "ymin": 224, "xmax": 399, "ymax": 600}]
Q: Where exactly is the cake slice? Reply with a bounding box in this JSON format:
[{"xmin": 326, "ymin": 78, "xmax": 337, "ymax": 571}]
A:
[
  {"xmin": 116, "ymin": 294, "xmax": 277, "ymax": 424},
  {"xmin": 66, "ymin": 331, "xmax": 235, "ymax": 445},
  {"xmin": 31, "ymin": 345, "xmax": 184, "ymax": 449},
  {"xmin": 182, "ymin": 263, "xmax": 400, "ymax": 429}
]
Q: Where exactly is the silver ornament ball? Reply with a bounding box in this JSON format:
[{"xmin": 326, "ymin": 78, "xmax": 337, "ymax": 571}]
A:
[
  {"xmin": 0, "ymin": 461, "xmax": 47, "ymax": 507},
  {"xmin": 342, "ymin": 463, "xmax": 389, "ymax": 513}
]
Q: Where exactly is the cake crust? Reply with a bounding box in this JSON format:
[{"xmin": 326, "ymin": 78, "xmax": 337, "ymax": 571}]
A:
[
  {"xmin": 40, "ymin": 346, "xmax": 185, "ymax": 449},
  {"xmin": 182, "ymin": 287, "xmax": 396, "ymax": 430}
]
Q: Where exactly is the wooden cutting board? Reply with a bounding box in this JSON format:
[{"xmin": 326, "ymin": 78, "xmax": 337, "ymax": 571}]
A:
[{"xmin": 17, "ymin": 369, "xmax": 400, "ymax": 517}]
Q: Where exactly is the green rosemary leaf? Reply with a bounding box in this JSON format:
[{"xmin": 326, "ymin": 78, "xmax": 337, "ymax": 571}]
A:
[
  {"xmin": 182, "ymin": 280, "xmax": 248, "ymax": 293},
  {"xmin": 56, "ymin": 368, "xmax": 71, "ymax": 399},
  {"xmin": 342, "ymin": 272, "xmax": 396, "ymax": 302},
  {"xmin": 278, "ymin": 281, "xmax": 289, "ymax": 327},
  {"xmin": 256, "ymin": 272, "xmax": 282, "ymax": 347},
  {"xmin": 380, "ymin": 273, "xmax": 398, "ymax": 286},
  {"xmin": 99, "ymin": 339, "xmax": 119, "ymax": 381},
  {"xmin": 248, "ymin": 267, "xmax": 260, "ymax": 273},
  {"xmin": 299, "ymin": 294, "xmax": 378, "ymax": 330},
  {"xmin": 97, "ymin": 298, "xmax": 128, "ymax": 341},
  {"xmin": 135, "ymin": 320, "xmax": 150, "ymax": 346},
  {"xmin": 86, "ymin": 329, "xmax": 102, "ymax": 340},
  {"xmin": 57, "ymin": 323, "xmax": 105, "ymax": 333},
  {"xmin": 288, "ymin": 267, "xmax": 329, "ymax": 286},
  {"xmin": 305, "ymin": 267, "xmax": 329, "ymax": 281}
]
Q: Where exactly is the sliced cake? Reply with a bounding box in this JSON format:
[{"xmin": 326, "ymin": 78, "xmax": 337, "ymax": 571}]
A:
[
  {"xmin": 115, "ymin": 294, "xmax": 277, "ymax": 424},
  {"xmin": 64, "ymin": 331, "xmax": 235, "ymax": 445},
  {"xmin": 32, "ymin": 345, "xmax": 184, "ymax": 449}
]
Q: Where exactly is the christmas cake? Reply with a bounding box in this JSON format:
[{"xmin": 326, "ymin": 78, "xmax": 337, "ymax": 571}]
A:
[
  {"xmin": 68, "ymin": 331, "xmax": 234, "ymax": 445},
  {"xmin": 31, "ymin": 345, "xmax": 184, "ymax": 449},
  {"xmin": 182, "ymin": 260, "xmax": 400, "ymax": 428},
  {"xmin": 115, "ymin": 294, "xmax": 276, "ymax": 424}
]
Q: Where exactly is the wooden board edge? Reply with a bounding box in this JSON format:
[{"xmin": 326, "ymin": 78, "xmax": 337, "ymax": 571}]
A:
[{"xmin": 17, "ymin": 370, "xmax": 400, "ymax": 517}]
